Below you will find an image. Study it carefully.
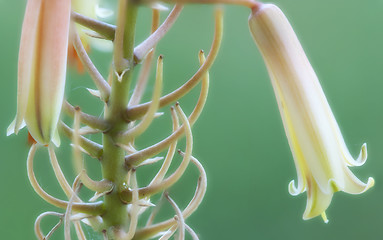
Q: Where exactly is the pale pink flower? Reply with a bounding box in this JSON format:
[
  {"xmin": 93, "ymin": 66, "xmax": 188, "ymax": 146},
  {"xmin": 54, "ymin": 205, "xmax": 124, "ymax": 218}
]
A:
[{"xmin": 8, "ymin": 0, "xmax": 71, "ymax": 145}]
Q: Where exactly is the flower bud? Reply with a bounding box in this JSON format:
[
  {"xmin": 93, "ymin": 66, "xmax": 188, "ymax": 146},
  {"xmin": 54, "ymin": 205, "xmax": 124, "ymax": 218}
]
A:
[
  {"xmin": 249, "ymin": 3, "xmax": 374, "ymax": 221},
  {"xmin": 8, "ymin": 0, "xmax": 71, "ymax": 145}
]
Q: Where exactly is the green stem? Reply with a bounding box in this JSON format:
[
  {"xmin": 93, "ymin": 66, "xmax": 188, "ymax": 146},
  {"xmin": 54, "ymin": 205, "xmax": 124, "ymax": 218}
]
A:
[{"xmin": 101, "ymin": 0, "xmax": 138, "ymax": 231}]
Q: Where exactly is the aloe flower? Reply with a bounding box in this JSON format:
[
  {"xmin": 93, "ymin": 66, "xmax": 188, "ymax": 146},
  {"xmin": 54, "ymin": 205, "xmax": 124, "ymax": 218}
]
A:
[
  {"xmin": 248, "ymin": 3, "xmax": 374, "ymax": 221},
  {"xmin": 69, "ymin": 0, "xmax": 113, "ymax": 72},
  {"xmin": 7, "ymin": 0, "xmax": 71, "ymax": 145},
  {"xmin": 69, "ymin": 0, "xmax": 96, "ymax": 72}
]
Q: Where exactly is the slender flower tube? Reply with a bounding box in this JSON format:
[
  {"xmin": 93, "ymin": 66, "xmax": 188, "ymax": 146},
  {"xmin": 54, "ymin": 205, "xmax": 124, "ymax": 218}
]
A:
[
  {"xmin": 69, "ymin": 0, "xmax": 97, "ymax": 72},
  {"xmin": 69, "ymin": 0, "xmax": 114, "ymax": 72},
  {"xmin": 248, "ymin": 3, "xmax": 374, "ymax": 221},
  {"xmin": 8, "ymin": 0, "xmax": 71, "ymax": 145}
]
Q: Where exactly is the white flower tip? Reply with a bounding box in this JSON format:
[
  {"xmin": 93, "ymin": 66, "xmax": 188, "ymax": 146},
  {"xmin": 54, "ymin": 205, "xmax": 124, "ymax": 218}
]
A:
[
  {"xmin": 87, "ymin": 88, "xmax": 101, "ymax": 98},
  {"xmin": 95, "ymin": 5, "xmax": 114, "ymax": 19},
  {"xmin": 137, "ymin": 199, "xmax": 156, "ymax": 207},
  {"xmin": 81, "ymin": 218, "xmax": 92, "ymax": 226},
  {"xmin": 364, "ymin": 177, "xmax": 375, "ymax": 192},
  {"xmin": 321, "ymin": 212, "xmax": 329, "ymax": 224},
  {"xmin": 288, "ymin": 180, "xmax": 304, "ymax": 196},
  {"xmin": 7, "ymin": 119, "xmax": 16, "ymax": 136},
  {"xmin": 154, "ymin": 112, "xmax": 164, "ymax": 118},
  {"xmin": 344, "ymin": 143, "xmax": 368, "ymax": 167},
  {"xmin": 346, "ymin": 176, "xmax": 375, "ymax": 195},
  {"xmin": 356, "ymin": 143, "xmax": 368, "ymax": 166},
  {"xmin": 7, "ymin": 118, "xmax": 26, "ymax": 136}
]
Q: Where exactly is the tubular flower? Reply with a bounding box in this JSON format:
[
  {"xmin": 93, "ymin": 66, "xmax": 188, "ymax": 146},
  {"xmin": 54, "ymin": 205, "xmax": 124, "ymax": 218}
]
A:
[
  {"xmin": 7, "ymin": 0, "xmax": 71, "ymax": 145},
  {"xmin": 69, "ymin": 0, "xmax": 97, "ymax": 73},
  {"xmin": 69, "ymin": 0, "xmax": 113, "ymax": 72},
  {"xmin": 248, "ymin": 3, "xmax": 374, "ymax": 222}
]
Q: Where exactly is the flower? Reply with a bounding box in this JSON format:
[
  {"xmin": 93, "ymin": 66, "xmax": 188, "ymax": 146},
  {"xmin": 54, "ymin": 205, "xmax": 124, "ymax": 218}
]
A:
[
  {"xmin": 68, "ymin": 0, "xmax": 114, "ymax": 72},
  {"xmin": 248, "ymin": 3, "xmax": 374, "ymax": 222},
  {"xmin": 7, "ymin": 0, "xmax": 71, "ymax": 145},
  {"xmin": 69, "ymin": 0, "xmax": 96, "ymax": 73}
]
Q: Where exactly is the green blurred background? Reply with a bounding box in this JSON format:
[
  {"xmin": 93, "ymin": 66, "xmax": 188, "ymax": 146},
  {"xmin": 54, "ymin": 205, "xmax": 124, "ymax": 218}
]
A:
[{"xmin": 1, "ymin": 0, "xmax": 383, "ymax": 239}]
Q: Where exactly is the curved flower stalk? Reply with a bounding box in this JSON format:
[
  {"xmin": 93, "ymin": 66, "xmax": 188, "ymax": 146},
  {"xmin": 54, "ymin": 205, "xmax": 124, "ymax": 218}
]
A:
[
  {"xmin": 11, "ymin": 0, "xmax": 376, "ymax": 238},
  {"xmin": 9, "ymin": 0, "xmax": 222, "ymax": 238},
  {"xmin": 34, "ymin": 211, "xmax": 64, "ymax": 239},
  {"xmin": 249, "ymin": 3, "xmax": 374, "ymax": 222},
  {"xmin": 7, "ymin": 0, "xmax": 71, "ymax": 146}
]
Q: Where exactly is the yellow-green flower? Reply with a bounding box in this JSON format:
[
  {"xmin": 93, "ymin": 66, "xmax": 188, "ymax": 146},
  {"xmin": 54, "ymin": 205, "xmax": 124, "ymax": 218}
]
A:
[
  {"xmin": 248, "ymin": 3, "xmax": 374, "ymax": 222},
  {"xmin": 7, "ymin": 0, "xmax": 71, "ymax": 145},
  {"xmin": 69, "ymin": 0, "xmax": 97, "ymax": 73},
  {"xmin": 69, "ymin": 0, "xmax": 113, "ymax": 72}
]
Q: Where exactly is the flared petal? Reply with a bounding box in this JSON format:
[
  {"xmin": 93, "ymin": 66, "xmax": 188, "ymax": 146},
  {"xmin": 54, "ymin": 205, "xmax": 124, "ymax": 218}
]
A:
[
  {"xmin": 325, "ymin": 101, "xmax": 368, "ymax": 167},
  {"xmin": 288, "ymin": 179, "xmax": 305, "ymax": 196},
  {"xmin": 280, "ymin": 79, "xmax": 307, "ymax": 196},
  {"xmin": 342, "ymin": 168, "xmax": 374, "ymax": 194},
  {"xmin": 303, "ymin": 177, "xmax": 333, "ymax": 222},
  {"xmin": 343, "ymin": 142, "xmax": 367, "ymax": 167}
]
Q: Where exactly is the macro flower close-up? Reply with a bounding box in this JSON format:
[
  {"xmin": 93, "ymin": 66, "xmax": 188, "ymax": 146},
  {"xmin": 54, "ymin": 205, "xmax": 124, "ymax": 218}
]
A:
[
  {"xmin": 249, "ymin": 3, "xmax": 374, "ymax": 222},
  {"xmin": 0, "ymin": 0, "xmax": 382, "ymax": 239}
]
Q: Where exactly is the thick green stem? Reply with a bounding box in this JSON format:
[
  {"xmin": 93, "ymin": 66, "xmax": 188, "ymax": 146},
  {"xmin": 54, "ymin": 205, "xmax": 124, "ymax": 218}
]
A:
[
  {"xmin": 101, "ymin": 135, "xmax": 129, "ymax": 227},
  {"xmin": 101, "ymin": 0, "xmax": 138, "ymax": 231}
]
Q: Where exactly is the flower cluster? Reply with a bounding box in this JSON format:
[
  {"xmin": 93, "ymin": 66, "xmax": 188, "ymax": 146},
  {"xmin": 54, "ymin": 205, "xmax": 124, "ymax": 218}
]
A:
[
  {"xmin": 7, "ymin": 0, "xmax": 374, "ymax": 239},
  {"xmin": 8, "ymin": 0, "xmax": 222, "ymax": 239}
]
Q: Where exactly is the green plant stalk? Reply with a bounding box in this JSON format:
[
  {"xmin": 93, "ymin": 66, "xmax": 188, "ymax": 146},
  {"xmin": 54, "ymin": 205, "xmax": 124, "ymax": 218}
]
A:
[{"xmin": 101, "ymin": 0, "xmax": 138, "ymax": 230}]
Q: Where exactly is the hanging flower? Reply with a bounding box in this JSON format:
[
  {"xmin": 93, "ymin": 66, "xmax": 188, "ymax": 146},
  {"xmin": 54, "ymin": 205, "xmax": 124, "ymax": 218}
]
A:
[
  {"xmin": 248, "ymin": 3, "xmax": 374, "ymax": 222},
  {"xmin": 7, "ymin": 0, "xmax": 71, "ymax": 146}
]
